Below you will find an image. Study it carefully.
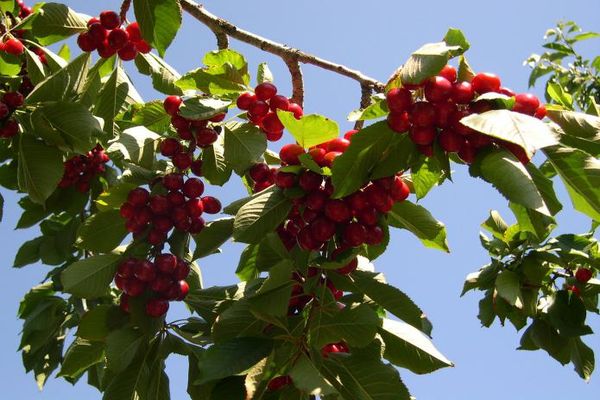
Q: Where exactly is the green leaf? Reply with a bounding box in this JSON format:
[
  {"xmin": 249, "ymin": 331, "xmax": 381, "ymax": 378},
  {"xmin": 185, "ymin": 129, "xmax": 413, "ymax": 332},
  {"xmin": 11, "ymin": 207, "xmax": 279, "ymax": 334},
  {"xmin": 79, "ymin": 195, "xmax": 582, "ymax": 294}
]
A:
[
  {"xmin": 380, "ymin": 317, "xmax": 453, "ymax": 374},
  {"xmin": 13, "ymin": 237, "xmax": 43, "ymax": 268},
  {"xmin": 17, "ymin": 135, "xmax": 63, "ymax": 205},
  {"xmin": 194, "ymin": 337, "xmax": 273, "ymax": 385},
  {"xmin": 351, "ymin": 270, "xmax": 425, "ymax": 331},
  {"xmin": 0, "ymin": 51, "xmax": 21, "ymax": 76},
  {"xmin": 77, "ymin": 305, "xmax": 119, "ymax": 341},
  {"xmin": 0, "ymin": 0, "xmax": 17, "ymax": 14},
  {"xmin": 96, "ymin": 183, "xmax": 139, "ymax": 211},
  {"xmin": 178, "ymin": 97, "xmax": 231, "ymax": 121},
  {"xmin": 256, "ymin": 62, "xmax": 273, "ymax": 84},
  {"xmin": 133, "ymin": 0, "xmax": 182, "ymax": 57},
  {"xmin": 331, "ymin": 121, "xmax": 396, "ymax": 198},
  {"xmin": 544, "ymin": 145, "xmax": 600, "ymax": 221},
  {"xmin": 461, "ymin": 110, "xmax": 559, "ymax": 158},
  {"xmin": 58, "ymin": 338, "xmax": 104, "ymax": 379},
  {"xmin": 443, "ymin": 27, "xmax": 470, "ymax": 51},
  {"xmin": 31, "ymin": 101, "xmax": 100, "ymax": 153},
  {"xmin": 277, "ymin": 110, "xmax": 339, "ymax": 148},
  {"xmin": 95, "ymin": 66, "xmax": 143, "ymax": 137},
  {"xmin": 131, "ymin": 100, "xmax": 171, "ymax": 134},
  {"xmin": 347, "ymin": 95, "xmax": 388, "ymax": 121},
  {"xmin": 317, "ymin": 344, "xmax": 411, "ymax": 400},
  {"xmin": 289, "ymin": 355, "xmax": 338, "ymax": 396},
  {"xmin": 399, "ymin": 41, "xmax": 463, "ymax": 85},
  {"xmin": 233, "ymin": 188, "xmax": 292, "ymax": 244},
  {"xmin": 108, "ymin": 126, "xmax": 160, "ymax": 169},
  {"xmin": 102, "ymin": 357, "xmax": 150, "ymax": 400},
  {"xmin": 223, "ymin": 122, "xmax": 267, "ymax": 173},
  {"xmin": 192, "ymin": 218, "xmax": 234, "ymax": 259},
  {"xmin": 411, "ymin": 154, "xmax": 443, "ymax": 199},
  {"xmin": 547, "ymin": 109, "xmax": 600, "ymax": 145},
  {"xmin": 248, "ymin": 260, "xmax": 295, "ymax": 317},
  {"xmin": 31, "ymin": 3, "xmax": 88, "ymax": 45},
  {"xmin": 457, "ymin": 55, "xmax": 475, "ymax": 82},
  {"xmin": 106, "ymin": 328, "xmax": 144, "ymax": 373},
  {"xmin": 24, "ymin": 47, "xmax": 47, "ymax": 85},
  {"xmin": 211, "ymin": 300, "xmax": 264, "ymax": 342},
  {"xmin": 547, "ymin": 83, "xmax": 573, "ymax": 108},
  {"xmin": 481, "ymin": 210, "xmax": 508, "ymax": 240},
  {"xmin": 312, "ymin": 304, "xmax": 380, "ymax": 348},
  {"xmin": 495, "ymin": 270, "xmax": 523, "ymax": 308},
  {"xmin": 388, "ymin": 200, "xmax": 449, "ymax": 252},
  {"xmin": 547, "ymin": 291, "xmax": 593, "ymax": 337},
  {"xmin": 519, "ymin": 319, "xmax": 570, "ymax": 364},
  {"xmin": 479, "ymin": 149, "xmax": 551, "ymax": 216},
  {"xmin": 571, "ymin": 338, "xmax": 595, "ymax": 381},
  {"xmin": 61, "ymin": 254, "xmax": 121, "ymax": 298},
  {"xmin": 76, "ymin": 210, "xmax": 128, "ymax": 253},
  {"xmin": 235, "ymin": 245, "xmax": 260, "ymax": 282},
  {"xmin": 135, "ymin": 52, "xmax": 183, "ymax": 95},
  {"xmin": 370, "ymin": 134, "xmax": 417, "ymax": 179},
  {"xmin": 202, "ymin": 133, "xmax": 232, "ymax": 186}
]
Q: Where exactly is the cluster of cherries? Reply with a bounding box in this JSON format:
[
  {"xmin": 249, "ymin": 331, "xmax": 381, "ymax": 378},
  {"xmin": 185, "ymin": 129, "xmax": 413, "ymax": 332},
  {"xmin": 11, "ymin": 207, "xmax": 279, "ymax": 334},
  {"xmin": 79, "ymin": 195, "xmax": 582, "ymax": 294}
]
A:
[
  {"xmin": 386, "ymin": 65, "xmax": 546, "ymax": 164},
  {"xmin": 0, "ymin": 37, "xmax": 24, "ymax": 56},
  {"xmin": 161, "ymin": 95, "xmax": 225, "ymax": 172},
  {"xmin": 114, "ymin": 254, "xmax": 190, "ymax": 317},
  {"xmin": 0, "ymin": 91, "xmax": 24, "ymax": 139},
  {"xmin": 77, "ymin": 11, "xmax": 151, "ymax": 61},
  {"xmin": 120, "ymin": 174, "xmax": 222, "ymax": 246},
  {"xmin": 236, "ymin": 82, "xmax": 303, "ymax": 141},
  {"xmin": 58, "ymin": 145, "xmax": 110, "ymax": 192},
  {"xmin": 566, "ymin": 268, "xmax": 594, "ymax": 296},
  {"xmin": 16, "ymin": 0, "xmax": 32, "ymax": 18}
]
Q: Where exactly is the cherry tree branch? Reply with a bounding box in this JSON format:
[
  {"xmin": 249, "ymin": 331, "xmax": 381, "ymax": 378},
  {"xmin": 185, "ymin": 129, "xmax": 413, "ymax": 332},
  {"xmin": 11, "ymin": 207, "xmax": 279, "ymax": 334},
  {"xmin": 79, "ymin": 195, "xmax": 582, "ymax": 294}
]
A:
[{"xmin": 179, "ymin": 0, "xmax": 385, "ymax": 94}]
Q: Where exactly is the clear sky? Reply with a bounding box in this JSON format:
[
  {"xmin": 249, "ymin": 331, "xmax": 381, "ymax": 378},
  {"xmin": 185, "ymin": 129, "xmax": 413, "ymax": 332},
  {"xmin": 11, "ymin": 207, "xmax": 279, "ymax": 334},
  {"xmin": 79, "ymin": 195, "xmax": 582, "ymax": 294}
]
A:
[{"xmin": 1, "ymin": 1, "xmax": 599, "ymax": 399}]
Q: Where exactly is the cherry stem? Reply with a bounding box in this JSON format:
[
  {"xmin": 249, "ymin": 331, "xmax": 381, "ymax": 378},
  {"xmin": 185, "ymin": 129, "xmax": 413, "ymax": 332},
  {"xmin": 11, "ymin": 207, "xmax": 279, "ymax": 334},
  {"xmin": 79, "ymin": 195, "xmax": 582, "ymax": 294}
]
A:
[
  {"xmin": 354, "ymin": 84, "xmax": 373, "ymax": 130},
  {"xmin": 284, "ymin": 56, "xmax": 304, "ymax": 107},
  {"xmin": 119, "ymin": 0, "xmax": 132, "ymax": 24},
  {"xmin": 179, "ymin": 0, "xmax": 385, "ymax": 95}
]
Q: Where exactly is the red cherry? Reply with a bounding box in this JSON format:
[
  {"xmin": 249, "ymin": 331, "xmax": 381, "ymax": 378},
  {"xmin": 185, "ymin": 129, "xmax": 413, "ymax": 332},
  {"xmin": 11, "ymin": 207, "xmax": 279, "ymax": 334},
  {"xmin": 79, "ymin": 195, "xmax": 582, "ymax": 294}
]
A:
[
  {"xmin": 196, "ymin": 128, "xmax": 219, "ymax": 147},
  {"xmin": 267, "ymin": 376, "xmax": 292, "ymax": 391},
  {"xmin": 386, "ymin": 87, "xmax": 413, "ymax": 113},
  {"xmin": 458, "ymin": 141, "xmax": 476, "ymax": 164},
  {"xmin": 173, "ymin": 260, "xmax": 191, "ymax": 280},
  {"xmin": 305, "ymin": 191, "xmax": 327, "ymax": 211},
  {"xmin": 119, "ymin": 202, "xmax": 135, "ymax": 219},
  {"xmin": 327, "ymin": 138, "xmax": 351, "ymax": 153},
  {"xmin": 153, "ymin": 216, "xmax": 174, "ymax": 232},
  {"xmin": 186, "ymin": 198, "xmax": 204, "ymax": 218},
  {"xmin": 171, "ymin": 115, "xmax": 190, "ymax": 131},
  {"xmin": 118, "ymin": 42, "xmax": 138, "ymax": 61},
  {"xmin": 411, "ymin": 102, "xmax": 436, "ymax": 127},
  {"xmin": 3, "ymin": 38, "xmax": 24, "ymax": 56},
  {"xmin": 249, "ymin": 163, "xmax": 271, "ymax": 182},
  {"xmin": 513, "ymin": 93, "xmax": 540, "ymax": 116},
  {"xmin": 450, "ymin": 81, "xmax": 475, "ymax": 104},
  {"xmin": 299, "ymin": 170, "xmax": 323, "ymax": 192},
  {"xmin": 297, "ymin": 226, "xmax": 320, "ymax": 250},
  {"xmin": 344, "ymin": 222, "xmax": 367, "ymax": 246},
  {"xmin": 249, "ymin": 100, "xmax": 270, "ymax": 119},
  {"xmin": 344, "ymin": 129, "xmax": 359, "ymax": 141},
  {"xmin": 183, "ymin": 178, "xmax": 205, "ymax": 198},
  {"xmin": 337, "ymin": 257, "xmax": 358, "ymax": 275},
  {"xmin": 172, "ymin": 153, "xmax": 193, "ymax": 170},
  {"xmin": 279, "ymin": 143, "xmax": 305, "ymax": 165},
  {"xmin": 149, "ymin": 195, "xmax": 170, "ymax": 215},
  {"xmin": 274, "ymin": 171, "xmax": 296, "ymax": 188},
  {"xmin": 424, "ymin": 76, "xmax": 452, "ymax": 103},
  {"xmin": 88, "ymin": 23, "xmax": 108, "ymax": 45},
  {"xmin": 117, "ymin": 259, "xmax": 138, "ymax": 278},
  {"xmin": 534, "ymin": 105, "xmax": 547, "ymax": 120},
  {"xmin": 503, "ymin": 141, "xmax": 531, "ymax": 165},
  {"xmin": 145, "ymin": 298, "xmax": 169, "ymax": 318},
  {"xmin": 201, "ymin": 196, "xmax": 221, "ymax": 214},
  {"xmin": 262, "ymin": 112, "xmax": 284, "ymax": 135},
  {"xmin": 155, "ymin": 254, "xmax": 178, "ymax": 274},
  {"xmin": 409, "ymin": 126, "xmax": 436, "ymax": 146},
  {"xmin": 128, "ymin": 188, "xmax": 150, "ymax": 206},
  {"xmin": 255, "ymin": 82, "xmax": 277, "ymax": 101},
  {"xmin": 176, "ymin": 280, "xmax": 190, "ymax": 300},
  {"xmin": 167, "ymin": 191, "xmax": 186, "ymax": 207},
  {"xmin": 108, "ymin": 28, "xmax": 129, "ymax": 50},
  {"xmin": 0, "ymin": 102, "xmax": 8, "ymax": 119},
  {"xmin": 575, "ymin": 268, "xmax": 593, "ymax": 283},
  {"xmin": 434, "ymin": 101, "xmax": 457, "ymax": 128},
  {"xmin": 499, "ymin": 87, "xmax": 516, "ymax": 97},
  {"xmin": 438, "ymin": 128, "xmax": 464, "ymax": 153},
  {"xmin": 3, "ymin": 92, "xmax": 24, "ymax": 109},
  {"xmin": 125, "ymin": 22, "xmax": 142, "ymax": 42},
  {"xmin": 287, "ymin": 103, "xmax": 304, "ymax": 119},
  {"xmin": 324, "ymin": 199, "xmax": 351, "ymax": 223},
  {"xmin": 323, "ymin": 151, "xmax": 342, "ymax": 167},
  {"xmin": 124, "ymin": 279, "xmax": 145, "ymax": 297},
  {"xmin": 209, "ymin": 113, "xmax": 226, "ymax": 123},
  {"xmin": 269, "ymin": 95, "xmax": 290, "ymax": 111},
  {"xmin": 451, "ymin": 109, "xmax": 475, "ymax": 136},
  {"xmin": 163, "ymin": 96, "xmax": 182, "ymax": 116},
  {"xmin": 97, "ymin": 39, "xmax": 117, "ymax": 58},
  {"xmin": 99, "ymin": 10, "xmax": 121, "ymax": 30},
  {"xmin": 364, "ymin": 225, "xmax": 384, "ymax": 245},
  {"xmin": 236, "ymin": 92, "xmax": 257, "ymax": 110},
  {"xmin": 310, "ymin": 217, "xmax": 336, "ymax": 242},
  {"xmin": 87, "ymin": 17, "xmax": 101, "ymax": 27},
  {"xmin": 77, "ymin": 32, "xmax": 97, "ymax": 52},
  {"xmin": 356, "ymin": 207, "xmax": 378, "ymax": 226},
  {"xmin": 161, "ymin": 173, "xmax": 183, "ymax": 191},
  {"xmin": 390, "ymin": 177, "xmax": 410, "ymax": 201},
  {"xmin": 134, "ymin": 260, "xmax": 156, "ymax": 282},
  {"xmin": 135, "ymin": 40, "xmax": 152, "ymax": 54},
  {"xmin": 265, "ymin": 130, "xmax": 284, "ymax": 142},
  {"xmin": 439, "ymin": 65, "xmax": 457, "ymax": 82},
  {"xmin": 308, "ymin": 147, "xmax": 327, "ymax": 166},
  {"xmin": 468, "ymin": 133, "xmax": 493, "ymax": 149},
  {"xmin": 472, "ymin": 72, "xmax": 501, "ymax": 94},
  {"xmin": 119, "ymin": 293, "xmax": 129, "ymax": 312},
  {"xmin": 387, "ymin": 111, "xmax": 411, "ymax": 133}
]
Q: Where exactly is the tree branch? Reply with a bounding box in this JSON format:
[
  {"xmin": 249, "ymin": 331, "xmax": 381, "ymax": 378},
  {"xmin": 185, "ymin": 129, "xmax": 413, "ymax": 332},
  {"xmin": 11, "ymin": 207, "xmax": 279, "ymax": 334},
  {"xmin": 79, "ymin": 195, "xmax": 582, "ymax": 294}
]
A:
[
  {"xmin": 284, "ymin": 56, "xmax": 304, "ymax": 107},
  {"xmin": 354, "ymin": 84, "xmax": 372, "ymax": 130},
  {"xmin": 179, "ymin": 0, "xmax": 385, "ymax": 93},
  {"xmin": 119, "ymin": 0, "xmax": 132, "ymax": 23}
]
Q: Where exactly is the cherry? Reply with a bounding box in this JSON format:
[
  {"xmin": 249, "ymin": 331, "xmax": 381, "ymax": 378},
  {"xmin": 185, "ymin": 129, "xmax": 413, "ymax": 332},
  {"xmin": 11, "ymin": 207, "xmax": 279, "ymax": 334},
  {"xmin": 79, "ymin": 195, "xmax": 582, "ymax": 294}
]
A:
[
  {"xmin": 344, "ymin": 222, "xmax": 367, "ymax": 246},
  {"xmin": 424, "ymin": 76, "xmax": 452, "ymax": 103},
  {"xmin": 458, "ymin": 141, "xmax": 476, "ymax": 164},
  {"xmin": 513, "ymin": 93, "xmax": 540, "ymax": 116},
  {"xmin": 209, "ymin": 113, "xmax": 226, "ymax": 123},
  {"xmin": 183, "ymin": 178, "xmax": 204, "ymax": 198},
  {"xmin": 119, "ymin": 293, "xmax": 129, "ymax": 312},
  {"xmin": 387, "ymin": 111, "xmax": 411, "ymax": 133},
  {"xmin": 323, "ymin": 151, "xmax": 342, "ymax": 167},
  {"xmin": 262, "ymin": 112, "xmax": 284, "ymax": 135},
  {"xmin": 249, "ymin": 100, "xmax": 270, "ymax": 118},
  {"xmin": 439, "ymin": 65, "xmax": 457, "ymax": 82},
  {"xmin": 118, "ymin": 259, "xmax": 137, "ymax": 277},
  {"xmin": 236, "ymin": 92, "xmax": 257, "ymax": 110},
  {"xmin": 287, "ymin": 103, "xmax": 304, "ymax": 119},
  {"xmin": 155, "ymin": 254, "xmax": 178, "ymax": 274},
  {"xmin": 135, "ymin": 40, "xmax": 152, "ymax": 54},
  {"xmin": 125, "ymin": 22, "xmax": 142, "ymax": 42},
  {"xmin": 306, "ymin": 191, "xmax": 327, "ymax": 211},
  {"xmin": 434, "ymin": 101, "xmax": 457, "ymax": 128},
  {"xmin": 267, "ymin": 376, "xmax": 292, "ymax": 391},
  {"xmin": 118, "ymin": 42, "xmax": 138, "ymax": 61},
  {"xmin": 167, "ymin": 191, "xmax": 186, "ymax": 207},
  {"xmin": 409, "ymin": 126, "xmax": 436, "ymax": 145},
  {"xmin": 348, "ymin": 191, "xmax": 369, "ymax": 211},
  {"xmin": 321, "ymin": 342, "xmax": 349, "ymax": 358},
  {"xmin": 356, "ymin": 207, "xmax": 378, "ymax": 226},
  {"xmin": 97, "ymin": 40, "xmax": 117, "ymax": 58},
  {"xmin": 77, "ymin": 32, "xmax": 97, "ymax": 52},
  {"xmin": 324, "ymin": 199, "xmax": 351, "ymax": 223},
  {"xmin": 163, "ymin": 96, "xmax": 182, "ymax": 116},
  {"xmin": 364, "ymin": 225, "xmax": 384, "ymax": 245},
  {"xmin": 3, "ymin": 38, "xmax": 24, "ymax": 56},
  {"xmin": 87, "ymin": 17, "xmax": 101, "ymax": 27},
  {"xmin": 344, "ymin": 129, "xmax": 360, "ymax": 141},
  {"xmin": 0, "ymin": 102, "xmax": 8, "ymax": 119},
  {"xmin": 266, "ymin": 130, "xmax": 284, "ymax": 142},
  {"xmin": 411, "ymin": 102, "xmax": 436, "ymax": 127},
  {"xmin": 146, "ymin": 298, "xmax": 169, "ymax": 317},
  {"xmin": 195, "ymin": 128, "xmax": 219, "ymax": 147},
  {"xmin": 270, "ymin": 95, "xmax": 290, "ymax": 111},
  {"xmin": 173, "ymin": 153, "xmax": 193, "ymax": 170},
  {"xmin": 468, "ymin": 133, "xmax": 493, "ymax": 149},
  {"xmin": 297, "ymin": 226, "xmax": 320, "ymax": 250},
  {"xmin": 327, "ymin": 138, "xmax": 351, "ymax": 153},
  {"xmin": 386, "ymin": 87, "xmax": 413, "ymax": 113},
  {"xmin": 311, "ymin": 217, "xmax": 337, "ymax": 242},
  {"xmin": 161, "ymin": 174, "xmax": 182, "ymax": 191},
  {"xmin": 202, "ymin": 196, "xmax": 221, "ymax": 214},
  {"xmin": 274, "ymin": 171, "xmax": 296, "ymax": 188},
  {"xmin": 128, "ymin": 188, "xmax": 150, "ymax": 206},
  {"xmin": 124, "ymin": 279, "xmax": 145, "ymax": 297},
  {"xmin": 575, "ymin": 268, "xmax": 593, "ymax": 283},
  {"xmin": 337, "ymin": 257, "xmax": 358, "ymax": 275},
  {"xmin": 503, "ymin": 142, "xmax": 531, "ymax": 165},
  {"xmin": 108, "ymin": 28, "xmax": 129, "ymax": 50},
  {"xmin": 279, "ymin": 143, "xmax": 305, "ymax": 165},
  {"xmin": 186, "ymin": 198, "xmax": 204, "ymax": 218},
  {"xmin": 133, "ymin": 207, "xmax": 153, "ymax": 225},
  {"xmin": 298, "ymin": 170, "xmax": 323, "ymax": 192},
  {"xmin": 171, "ymin": 116, "xmax": 190, "ymax": 131},
  {"xmin": 438, "ymin": 128, "xmax": 464, "ymax": 153},
  {"xmin": 450, "ymin": 81, "xmax": 475, "ymax": 104},
  {"xmin": 249, "ymin": 163, "xmax": 271, "ymax": 182},
  {"xmin": 499, "ymin": 87, "xmax": 516, "ymax": 97},
  {"xmin": 1, "ymin": 119, "xmax": 19, "ymax": 137},
  {"xmin": 120, "ymin": 202, "xmax": 135, "ymax": 219},
  {"xmin": 255, "ymin": 82, "xmax": 277, "ymax": 101},
  {"xmin": 472, "ymin": 72, "xmax": 501, "ymax": 94},
  {"xmin": 153, "ymin": 216, "xmax": 174, "ymax": 232},
  {"xmin": 3, "ymin": 92, "xmax": 24, "ymax": 109},
  {"xmin": 134, "ymin": 260, "xmax": 156, "ymax": 282},
  {"xmin": 176, "ymin": 280, "xmax": 190, "ymax": 300},
  {"xmin": 88, "ymin": 23, "xmax": 108, "ymax": 45},
  {"xmin": 308, "ymin": 147, "xmax": 327, "ymax": 166},
  {"xmin": 173, "ymin": 260, "xmax": 191, "ymax": 280},
  {"xmin": 149, "ymin": 195, "xmax": 170, "ymax": 215},
  {"xmin": 100, "ymin": 10, "xmax": 121, "ymax": 30},
  {"xmin": 534, "ymin": 105, "xmax": 547, "ymax": 120},
  {"xmin": 450, "ymin": 109, "xmax": 475, "ymax": 136},
  {"xmin": 390, "ymin": 176, "xmax": 410, "ymax": 201}
]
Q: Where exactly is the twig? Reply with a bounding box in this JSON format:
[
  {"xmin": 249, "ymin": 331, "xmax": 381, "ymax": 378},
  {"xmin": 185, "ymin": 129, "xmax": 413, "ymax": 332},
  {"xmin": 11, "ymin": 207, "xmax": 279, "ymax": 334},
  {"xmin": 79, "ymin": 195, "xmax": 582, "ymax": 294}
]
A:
[
  {"xmin": 179, "ymin": 0, "xmax": 385, "ymax": 93},
  {"xmin": 284, "ymin": 56, "xmax": 304, "ymax": 107},
  {"xmin": 214, "ymin": 31, "xmax": 229, "ymax": 50},
  {"xmin": 353, "ymin": 84, "xmax": 372, "ymax": 130},
  {"xmin": 119, "ymin": 0, "xmax": 132, "ymax": 24}
]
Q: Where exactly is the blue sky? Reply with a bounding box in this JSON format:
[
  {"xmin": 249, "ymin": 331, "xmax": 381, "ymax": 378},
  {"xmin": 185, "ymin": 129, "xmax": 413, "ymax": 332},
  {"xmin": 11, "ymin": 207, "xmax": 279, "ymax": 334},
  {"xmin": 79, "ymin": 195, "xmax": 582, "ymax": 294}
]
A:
[{"xmin": 1, "ymin": 1, "xmax": 599, "ymax": 399}]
